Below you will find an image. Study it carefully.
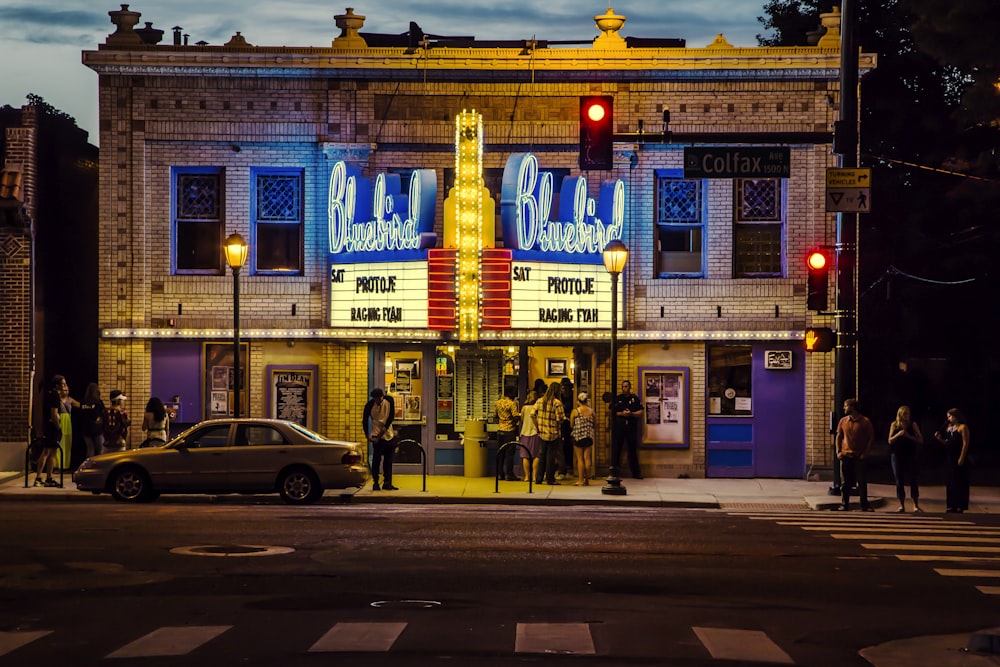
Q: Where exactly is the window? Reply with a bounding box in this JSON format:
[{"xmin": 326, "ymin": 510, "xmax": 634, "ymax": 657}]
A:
[
  {"xmin": 655, "ymin": 171, "xmax": 705, "ymax": 277},
  {"xmin": 253, "ymin": 168, "xmax": 303, "ymax": 274},
  {"xmin": 237, "ymin": 424, "xmax": 287, "ymax": 446},
  {"xmin": 173, "ymin": 167, "xmax": 224, "ymax": 274},
  {"xmin": 734, "ymin": 178, "xmax": 785, "ymax": 277},
  {"xmin": 183, "ymin": 424, "xmax": 232, "ymax": 448},
  {"xmin": 707, "ymin": 346, "xmax": 753, "ymax": 416}
]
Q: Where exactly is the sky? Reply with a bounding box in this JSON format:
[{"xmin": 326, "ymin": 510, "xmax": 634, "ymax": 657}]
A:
[{"xmin": 0, "ymin": 1, "xmax": 771, "ymax": 146}]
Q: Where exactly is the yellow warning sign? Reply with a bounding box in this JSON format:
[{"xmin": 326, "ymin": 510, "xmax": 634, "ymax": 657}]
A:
[{"xmin": 826, "ymin": 168, "xmax": 871, "ymax": 188}]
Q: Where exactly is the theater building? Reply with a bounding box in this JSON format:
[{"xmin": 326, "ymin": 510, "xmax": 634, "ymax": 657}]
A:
[{"xmin": 82, "ymin": 5, "xmax": 874, "ymax": 478}]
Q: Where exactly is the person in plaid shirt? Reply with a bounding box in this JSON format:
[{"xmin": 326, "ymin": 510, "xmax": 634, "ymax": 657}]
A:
[
  {"xmin": 495, "ymin": 388, "xmax": 520, "ymax": 481},
  {"xmin": 533, "ymin": 381, "xmax": 565, "ymax": 485}
]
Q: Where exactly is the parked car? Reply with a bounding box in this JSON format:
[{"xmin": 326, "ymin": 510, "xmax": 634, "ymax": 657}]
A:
[{"xmin": 73, "ymin": 418, "xmax": 370, "ymax": 504}]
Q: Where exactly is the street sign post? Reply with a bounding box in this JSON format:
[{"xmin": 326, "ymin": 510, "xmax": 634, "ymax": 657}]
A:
[
  {"xmin": 825, "ymin": 167, "xmax": 871, "ymax": 212},
  {"xmin": 683, "ymin": 147, "xmax": 790, "ymax": 179}
]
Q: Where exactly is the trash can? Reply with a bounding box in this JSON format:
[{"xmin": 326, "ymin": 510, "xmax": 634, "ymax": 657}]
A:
[{"xmin": 463, "ymin": 419, "xmax": 488, "ymax": 477}]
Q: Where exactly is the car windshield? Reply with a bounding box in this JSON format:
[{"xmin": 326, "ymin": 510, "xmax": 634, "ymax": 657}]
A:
[{"xmin": 287, "ymin": 422, "xmax": 327, "ymax": 441}]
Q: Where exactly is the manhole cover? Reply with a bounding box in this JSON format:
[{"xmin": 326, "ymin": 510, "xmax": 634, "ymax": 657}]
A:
[
  {"xmin": 170, "ymin": 545, "xmax": 295, "ymax": 557},
  {"xmin": 370, "ymin": 599, "xmax": 442, "ymax": 609}
]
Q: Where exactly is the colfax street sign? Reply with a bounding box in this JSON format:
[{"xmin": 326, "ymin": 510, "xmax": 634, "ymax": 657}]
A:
[
  {"xmin": 826, "ymin": 167, "xmax": 872, "ymax": 213},
  {"xmin": 683, "ymin": 147, "xmax": 791, "ymax": 179}
]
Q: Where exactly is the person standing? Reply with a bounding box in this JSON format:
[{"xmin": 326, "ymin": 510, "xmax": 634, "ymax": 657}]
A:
[
  {"xmin": 612, "ymin": 380, "xmax": 643, "ymax": 479},
  {"xmin": 836, "ymin": 398, "xmax": 874, "ymax": 511},
  {"xmin": 935, "ymin": 408, "xmax": 971, "ymax": 513},
  {"xmin": 102, "ymin": 390, "xmax": 130, "ymax": 453},
  {"xmin": 518, "ymin": 390, "xmax": 540, "ymax": 483},
  {"xmin": 534, "ymin": 381, "xmax": 566, "ymax": 485},
  {"xmin": 362, "ymin": 388, "xmax": 397, "ymax": 491},
  {"xmin": 888, "ymin": 405, "xmax": 923, "ymax": 513},
  {"xmin": 558, "ymin": 378, "xmax": 575, "ymax": 478},
  {"xmin": 56, "ymin": 377, "xmax": 79, "ymax": 471},
  {"xmin": 34, "ymin": 375, "xmax": 67, "ymax": 487},
  {"xmin": 79, "ymin": 383, "xmax": 106, "ymax": 461},
  {"xmin": 141, "ymin": 397, "xmax": 170, "ymax": 447},
  {"xmin": 570, "ymin": 392, "xmax": 596, "ymax": 485},
  {"xmin": 495, "ymin": 387, "xmax": 520, "ymax": 481}
]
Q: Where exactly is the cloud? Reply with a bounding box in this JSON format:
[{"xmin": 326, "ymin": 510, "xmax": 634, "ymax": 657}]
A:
[{"xmin": 0, "ymin": 6, "xmax": 107, "ymax": 45}]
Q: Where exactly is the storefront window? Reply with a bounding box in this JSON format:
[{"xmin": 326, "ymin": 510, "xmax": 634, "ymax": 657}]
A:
[
  {"xmin": 173, "ymin": 167, "xmax": 224, "ymax": 274},
  {"xmin": 252, "ymin": 168, "xmax": 303, "ymax": 274},
  {"xmin": 733, "ymin": 178, "xmax": 785, "ymax": 277},
  {"xmin": 655, "ymin": 170, "xmax": 705, "ymax": 277},
  {"xmin": 707, "ymin": 345, "xmax": 753, "ymax": 416}
]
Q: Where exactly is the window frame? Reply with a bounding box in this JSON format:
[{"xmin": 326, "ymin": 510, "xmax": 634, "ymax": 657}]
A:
[
  {"xmin": 654, "ymin": 169, "xmax": 707, "ymax": 278},
  {"xmin": 707, "ymin": 344, "xmax": 754, "ymax": 417},
  {"xmin": 250, "ymin": 167, "xmax": 304, "ymax": 275},
  {"xmin": 172, "ymin": 166, "xmax": 226, "ymax": 275},
  {"xmin": 733, "ymin": 178, "xmax": 787, "ymax": 278}
]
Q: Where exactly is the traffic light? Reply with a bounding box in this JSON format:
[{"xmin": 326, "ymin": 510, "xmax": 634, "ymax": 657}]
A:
[
  {"xmin": 804, "ymin": 327, "xmax": 836, "ymax": 352},
  {"xmin": 806, "ymin": 248, "xmax": 829, "ymax": 311},
  {"xmin": 579, "ymin": 96, "xmax": 613, "ymax": 170}
]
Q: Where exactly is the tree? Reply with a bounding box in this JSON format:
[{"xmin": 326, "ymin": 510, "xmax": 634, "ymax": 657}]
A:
[{"xmin": 758, "ymin": 1, "xmax": 1000, "ymax": 440}]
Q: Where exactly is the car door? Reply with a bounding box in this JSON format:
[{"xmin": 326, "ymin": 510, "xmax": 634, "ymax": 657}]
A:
[
  {"xmin": 228, "ymin": 423, "xmax": 292, "ymax": 490},
  {"xmin": 153, "ymin": 424, "xmax": 232, "ymax": 491}
]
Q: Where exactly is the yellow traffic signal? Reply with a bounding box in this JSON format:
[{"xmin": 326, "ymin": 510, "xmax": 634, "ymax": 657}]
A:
[{"xmin": 804, "ymin": 327, "xmax": 835, "ymax": 352}]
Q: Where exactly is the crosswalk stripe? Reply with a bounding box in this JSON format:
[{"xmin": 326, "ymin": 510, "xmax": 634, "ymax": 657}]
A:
[
  {"xmin": 515, "ymin": 623, "xmax": 595, "ymax": 655},
  {"xmin": 106, "ymin": 625, "xmax": 231, "ymax": 658},
  {"xmin": 976, "ymin": 586, "xmax": 1000, "ymax": 595},
  {"xmin": 862, "ymin": 543, "xmax": 1000, "ymax": 553},
  {"xmin": 934, "ymin": 568, "xmax": 1000, "ymax": 578},
  {"xmin": 800, "ymin": 526, "xmax": 1000, "ymax": 535},
  {"xmin": 693, "ymin": 627, "xmax": 793, "ymax": 664},
  {"xmin": 897, "ymin": 555, "xmax": 1000, "ymax": 562},
  {"xmin": 308, "ymin": 622, "xmax": 407, "ymax": 652},
  {"xmin": 0, "ymin": 631, "xmax": 51, "ymax": 657},
  {"xmin": 833, "ymin": 534, "xmax": 1000, "ymax": 543}
]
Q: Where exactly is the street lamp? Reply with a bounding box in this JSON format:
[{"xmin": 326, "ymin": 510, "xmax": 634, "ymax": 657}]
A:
[
  {"xmin": 224, "ymin": 233, "xmax": 249, "ymax": 418},
  {"xmin": 602, "ymin": 239, "xmax": 628, "ymax": 496}
]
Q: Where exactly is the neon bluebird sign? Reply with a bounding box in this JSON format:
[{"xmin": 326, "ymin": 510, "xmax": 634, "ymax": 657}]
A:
[
  {"xmin": 499, "ymin": 153, "xmax": 624, "ymax": 264},
  {"xmin": 327, "ymin": 161, "xmax": 437, "ymax": 262}
]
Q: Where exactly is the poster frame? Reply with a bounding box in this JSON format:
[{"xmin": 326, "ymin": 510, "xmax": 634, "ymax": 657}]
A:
[
  {"xmin": 638, "ymin": 366, "xmax": 689, "ymax": 449},
  {"xmin": 203, "ymin": 342, "xmax": 249, "ymax": 420},
  {"xmin": 266, "ymin": 364, "xmax": 319, "ymax": 430}
]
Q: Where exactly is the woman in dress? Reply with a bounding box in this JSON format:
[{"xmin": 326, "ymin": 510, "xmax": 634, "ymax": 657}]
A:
[
  {"xmin": 518, "ymin": 391, "xmax": 540, "ymax": 484},
  {"xmin": 887, "ymin": 405, "xmax": 923, "ymax": 513},
  {"xmin": 570, "ymin": 392, "xmax": 596, "ymax": 485},
  {"xmin": 141, "ymin": 396, "xmax": 170, "ymax": 447},
  {"xmin": 935, "ymin": 408, "xmax": 970, "ymax": 513},
  {"xmin": 56, "ymin": 377, "xmax": 79, "ymax": 470}
]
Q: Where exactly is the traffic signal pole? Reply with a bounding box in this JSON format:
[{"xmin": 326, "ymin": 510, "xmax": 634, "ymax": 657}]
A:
[{"xmin": 832, "ymin": 0, "xmax": 859, "ymax": 494}]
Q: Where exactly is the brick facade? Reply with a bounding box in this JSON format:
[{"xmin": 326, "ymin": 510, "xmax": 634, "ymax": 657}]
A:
[{"xmin": 82, "ymin": 6, "xmax": 872, "ymax": 476}]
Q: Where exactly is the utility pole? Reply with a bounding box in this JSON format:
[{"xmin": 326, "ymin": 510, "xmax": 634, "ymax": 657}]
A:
[{"xmin": 832, "ymin": 0, "xmax": 859, "ymax": 494}]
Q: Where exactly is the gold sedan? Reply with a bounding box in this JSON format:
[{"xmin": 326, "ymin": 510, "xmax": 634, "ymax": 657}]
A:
[{"xmin": 73, "ymin": 419, "xmax": 370, "ymax": 504}]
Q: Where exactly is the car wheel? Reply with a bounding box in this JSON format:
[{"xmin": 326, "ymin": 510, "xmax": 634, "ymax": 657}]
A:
[
  {"xmin": 109, "ymin": 466, "xmax": 154, "ymax": 503},
  {"xmin": 278, "ymin": 467, "xmax": 321, "ymax": 505}
]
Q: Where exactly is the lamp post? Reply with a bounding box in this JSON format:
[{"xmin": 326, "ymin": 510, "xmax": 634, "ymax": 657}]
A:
[
  {"xmin": 224, "ymin": 233, "xmax": 249, "ymax": 418},
  {"xmin": 602, "ymin": 239, "xmax": 628, "ymax": 496}
]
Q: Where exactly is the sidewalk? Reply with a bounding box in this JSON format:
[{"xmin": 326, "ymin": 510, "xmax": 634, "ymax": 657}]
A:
[
  {"xmin": 3, "ymin": 468, "xmax": 1000, "ymax": 512},
  {"xmin": 3, "ymin": 469, "xmax": 1000, "ymax": 665}
]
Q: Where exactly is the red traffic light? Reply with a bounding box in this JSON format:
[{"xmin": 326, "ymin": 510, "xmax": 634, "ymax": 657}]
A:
[
  {"xmin": 806, "ymin": 248, "xmax": 829, "ymax": 311},
  {"xmin": 585, "ymin": 101, "xmax": 607, "ymax": 122},
  {"xmin": 806, "ymin": 249, "xmax": 827, "ymax": 271},
  {"xmin": 579, "ymin": 96, "xmax": 613, "ymax": 171}
]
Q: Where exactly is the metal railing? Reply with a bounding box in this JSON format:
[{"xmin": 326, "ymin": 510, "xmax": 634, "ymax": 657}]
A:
[
  {"xmin": 495, "ymin": 440, "xmax": 535, "ymax": 494},
  {"xmin": 393, "ymin": 438, "xmax": 427, "ymax": 492}
]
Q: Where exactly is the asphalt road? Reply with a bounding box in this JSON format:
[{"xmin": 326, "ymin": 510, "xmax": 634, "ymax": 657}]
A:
[{"xmin": 2, "ymin": 501, "xmax": 999, "ymax": 666}]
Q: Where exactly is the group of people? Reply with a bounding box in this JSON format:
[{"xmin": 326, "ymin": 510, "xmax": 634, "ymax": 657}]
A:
[
  {"xmin": 835, "ymin": 398, "xmax": 971, "ymax": 513},
  {"xmin": 32, "ymin": 375, "xmax": 173, "ymax": 487},
  {"xmin": 491, "ymin": 377, "xmax": 644, "ymax": 486}
]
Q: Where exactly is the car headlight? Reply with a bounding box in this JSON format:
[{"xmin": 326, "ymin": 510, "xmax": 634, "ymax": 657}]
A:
[{"xmin": 77, "ymin": 459, "xmax": 96, "ymax": 471}]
